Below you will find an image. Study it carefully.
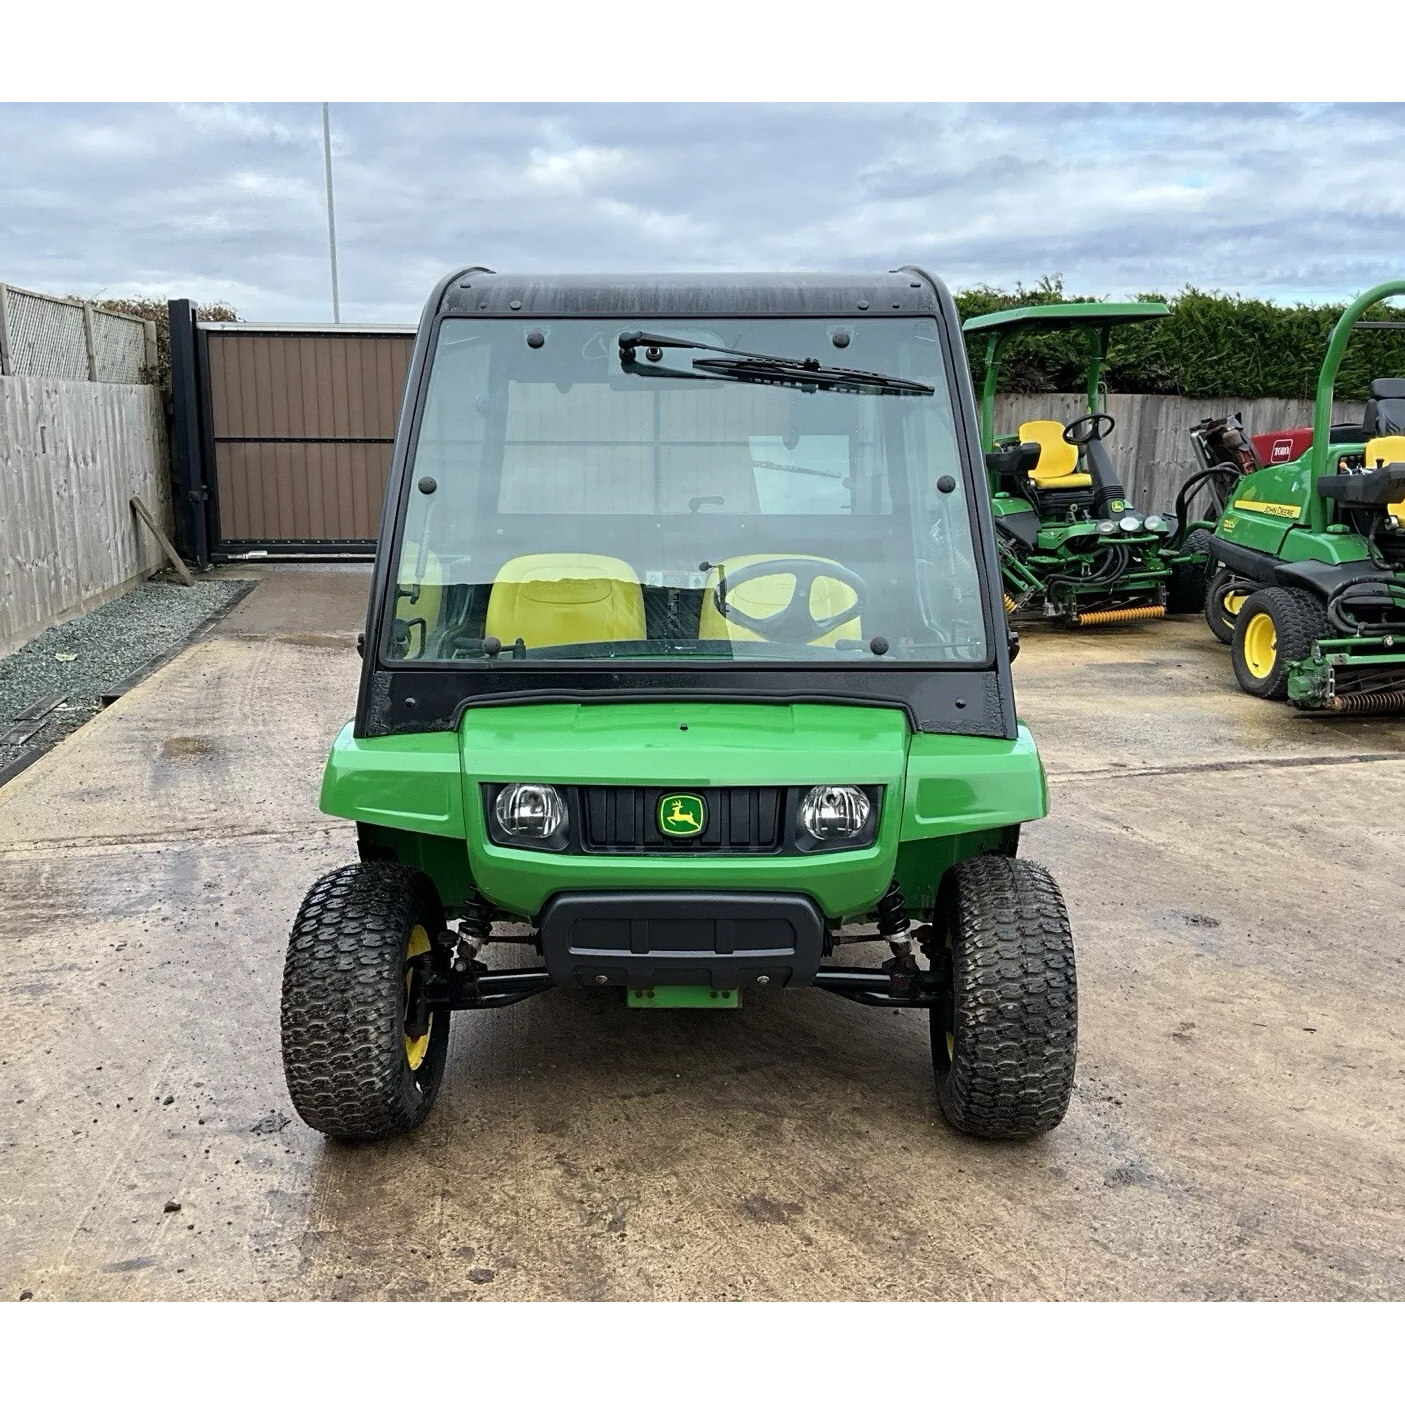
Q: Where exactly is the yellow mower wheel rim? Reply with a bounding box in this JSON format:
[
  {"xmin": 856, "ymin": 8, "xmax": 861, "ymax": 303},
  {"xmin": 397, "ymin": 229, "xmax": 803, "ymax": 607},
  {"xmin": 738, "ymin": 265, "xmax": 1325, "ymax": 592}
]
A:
[
  {"xmin": 1242, "ymin": 612, "xmax": 1278, "ymax": 679},
  {"xmin": 1224, "ymin": 590, "xmax": 1248, "ymax": 617},
  {"xmin": 404, "ymin": 924, "xmax": 432, "ymax": 1072}
]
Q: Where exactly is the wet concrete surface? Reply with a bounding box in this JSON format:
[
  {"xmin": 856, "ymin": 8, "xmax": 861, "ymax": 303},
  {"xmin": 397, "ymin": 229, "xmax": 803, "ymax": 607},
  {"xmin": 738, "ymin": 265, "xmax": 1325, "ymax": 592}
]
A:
[{"xmin": 1, "ymin": 566, "xmax": 1402, "ymax": 1300}]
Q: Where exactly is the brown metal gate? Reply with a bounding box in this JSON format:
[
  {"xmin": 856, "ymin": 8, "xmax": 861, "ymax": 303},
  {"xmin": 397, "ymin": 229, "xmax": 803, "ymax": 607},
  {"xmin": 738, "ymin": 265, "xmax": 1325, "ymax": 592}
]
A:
[{"xmin": 170, "ymin": 305, "xmax": 415, "ymax": 564}]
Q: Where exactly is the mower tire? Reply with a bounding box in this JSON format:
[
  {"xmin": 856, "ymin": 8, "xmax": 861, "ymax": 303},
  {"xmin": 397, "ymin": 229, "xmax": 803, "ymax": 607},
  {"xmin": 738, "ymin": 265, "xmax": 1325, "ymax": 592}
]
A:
[
  {"xmin": 929, "ymin": 855, "xmax": 1077, "ymax": 1139},
  {"xmin": 1206, "ymin": 568, "xmax": 1252, "ymax": 645},
  {"xmin": 1230, "ymin": 587, "xmax": 1327, "ymax": 701},
  {"xmin": 281, "ymin": 862, "xmax": 450, "ymax": 1141},
  {"xmin": 1167, "ymin": 528, "xmax": 1214, "ymax": 615}
]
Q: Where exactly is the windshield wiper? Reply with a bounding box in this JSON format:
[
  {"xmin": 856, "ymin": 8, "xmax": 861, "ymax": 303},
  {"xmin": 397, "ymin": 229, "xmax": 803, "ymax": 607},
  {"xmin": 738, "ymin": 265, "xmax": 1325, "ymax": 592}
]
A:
[{"xmin": 618, "ymin": 330, "xmax": 933, "ymax": 396}]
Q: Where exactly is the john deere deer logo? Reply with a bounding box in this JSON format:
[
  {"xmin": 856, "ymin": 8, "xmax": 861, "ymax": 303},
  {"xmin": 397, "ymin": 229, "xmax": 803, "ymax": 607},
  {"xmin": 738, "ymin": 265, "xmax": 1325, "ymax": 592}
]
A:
[{"xmin": 658, "ymin": 793, "xmax": 705, "ymax": 836}]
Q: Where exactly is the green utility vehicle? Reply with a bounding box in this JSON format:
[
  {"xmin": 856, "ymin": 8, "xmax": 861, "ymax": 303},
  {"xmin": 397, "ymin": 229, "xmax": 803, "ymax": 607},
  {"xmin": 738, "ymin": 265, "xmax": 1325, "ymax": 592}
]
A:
[
  {"xmin": 280, "ymin": 269, "xmax": 1077, "ymax": 1143},
  {"xmin": 963, "ymin": 302, "xmax": 1211, "ymax": 625},
  {"xmin": 1206, "ymin": 279, "xmax": 1405, "ymax": 712}
]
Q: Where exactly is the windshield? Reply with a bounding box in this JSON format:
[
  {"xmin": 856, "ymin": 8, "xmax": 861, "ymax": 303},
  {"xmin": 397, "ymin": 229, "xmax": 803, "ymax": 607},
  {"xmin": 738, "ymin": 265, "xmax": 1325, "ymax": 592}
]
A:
[{"xmin": 385, "ymin": 316, "xmax": 987, "ymax": 666}]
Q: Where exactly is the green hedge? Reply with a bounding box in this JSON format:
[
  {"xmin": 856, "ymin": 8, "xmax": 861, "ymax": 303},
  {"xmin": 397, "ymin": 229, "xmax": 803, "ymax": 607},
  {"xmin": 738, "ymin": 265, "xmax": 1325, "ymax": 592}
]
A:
[{"xmin": 956, "ymin": 277, "xmax": 1405, "ymax": 400}]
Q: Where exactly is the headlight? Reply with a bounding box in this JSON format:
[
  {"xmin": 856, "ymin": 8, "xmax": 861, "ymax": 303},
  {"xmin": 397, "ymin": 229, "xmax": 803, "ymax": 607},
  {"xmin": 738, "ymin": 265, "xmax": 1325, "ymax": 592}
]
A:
[
  {"xmin": 1097, "ymin": 519, "xmax": 1117, "ymax": 535},
  {"xmin": 494, "ymin": 783, "xmax": 567, "ymax": 839},
  {"xmin": 1144, "ymin": 513, "xmax": 1166, "ymax": 532},
  {"xmin": 1119, "ymin": 513, "xmax": 1143, "ymax": 533},
  {"xmin": 798, "ymin": 785, "xmax": 871, "ymax": 841}
]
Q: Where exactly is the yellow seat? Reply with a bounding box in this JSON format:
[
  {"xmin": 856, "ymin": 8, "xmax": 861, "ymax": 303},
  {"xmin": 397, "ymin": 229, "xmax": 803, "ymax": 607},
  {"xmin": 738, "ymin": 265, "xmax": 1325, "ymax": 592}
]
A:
[
  {"xmin": 698, "ymin": 554, "xmax": 861, "ymax": 648},
  {"xmin": 486, "ymin": 553, "xmax": 645, "ymax": 648},
  {"xmin": 1363, "ymin": 435, "xmax": 1405, "ymax": 525},
  {"xmin": 1019, "ymin": 419, "xmax": 1092, "ymax": 490}
]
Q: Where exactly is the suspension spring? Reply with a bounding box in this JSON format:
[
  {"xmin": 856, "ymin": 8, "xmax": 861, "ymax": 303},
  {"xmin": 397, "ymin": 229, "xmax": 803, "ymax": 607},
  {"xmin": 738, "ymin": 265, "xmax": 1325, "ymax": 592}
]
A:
[
  {"xmin": 452, "ymin": 892, "xmax": 495, "ymax": 971},
  {"xmin": 875, "ymin": 879, "xmax": 911, "ymax": 941}
]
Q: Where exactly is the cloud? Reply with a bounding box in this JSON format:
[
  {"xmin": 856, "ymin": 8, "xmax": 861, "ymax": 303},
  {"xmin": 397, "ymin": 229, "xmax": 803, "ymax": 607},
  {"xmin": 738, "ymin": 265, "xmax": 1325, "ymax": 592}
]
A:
[{"xmin": 2, "ymin": 102, "xmax": 1403, "ymax": 321}]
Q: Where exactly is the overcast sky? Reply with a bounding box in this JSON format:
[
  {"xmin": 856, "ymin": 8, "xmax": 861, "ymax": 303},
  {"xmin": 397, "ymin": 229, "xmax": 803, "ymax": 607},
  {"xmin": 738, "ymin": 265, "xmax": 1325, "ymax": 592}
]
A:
[{"xmin": 3, "ymin": 102, "xmax": 1402, "ymax": 323}]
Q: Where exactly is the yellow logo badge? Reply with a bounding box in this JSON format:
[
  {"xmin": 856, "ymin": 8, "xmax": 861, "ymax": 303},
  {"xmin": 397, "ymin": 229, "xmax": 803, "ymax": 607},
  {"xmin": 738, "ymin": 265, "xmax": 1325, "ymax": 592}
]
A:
[{"xmin": 658, "ymin": 793, "xmax": 706, "ymax": 836}]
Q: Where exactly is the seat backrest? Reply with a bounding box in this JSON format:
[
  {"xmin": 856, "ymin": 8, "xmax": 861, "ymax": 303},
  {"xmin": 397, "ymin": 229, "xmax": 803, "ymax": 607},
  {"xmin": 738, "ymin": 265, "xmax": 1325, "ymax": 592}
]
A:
[
  {"xmin": 698, "ymin": 554, "xmax": 861, "ymax": 647},
  {"xmin": 1363, "ymin": 434, "xmax": 1405, "ymax": 470},
  {"xmin": 1364, "ymin": 379, "xmax": 1405, "ymax": 436},
  {"xmin": 486, "ymin": 553, "xmax": 645, "ymax": 648},
  {"xmin": 1018, "ymin": 420, "xmax": 1080, "ymax": 483}
]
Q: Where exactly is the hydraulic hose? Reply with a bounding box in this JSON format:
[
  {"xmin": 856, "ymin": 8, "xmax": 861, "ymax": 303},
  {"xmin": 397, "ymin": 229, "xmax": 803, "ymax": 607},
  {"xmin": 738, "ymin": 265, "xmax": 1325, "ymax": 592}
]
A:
[
  {"xmin": 1044, "ymin": 544, "xmax": 1131, "ymax": 592},
  {"xmin": 1170, "ymin": 466, "xmax": 1244, "ymax": 548},
  {"xmin": 1324, "ymin": 578, "xmax": 1405, "ymax": 637}
]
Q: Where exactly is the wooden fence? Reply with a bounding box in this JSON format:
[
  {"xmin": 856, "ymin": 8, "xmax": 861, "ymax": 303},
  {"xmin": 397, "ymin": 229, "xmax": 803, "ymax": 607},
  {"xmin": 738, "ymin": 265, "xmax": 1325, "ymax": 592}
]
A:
[
  {"xmin": 0, "ymin": 375, "xmax": 171, "ymax": 657},
  {"xmin": 994, "ymin": 394, "xmax": 1366, "ymax": 514}
]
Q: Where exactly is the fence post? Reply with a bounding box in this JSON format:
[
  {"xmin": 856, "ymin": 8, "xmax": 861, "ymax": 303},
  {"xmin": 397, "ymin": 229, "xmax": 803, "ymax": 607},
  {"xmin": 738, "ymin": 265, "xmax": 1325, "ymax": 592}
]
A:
[
  {"xmin": 143, "ymin": 318, "xmax": 158, "ymax": 379},
  {"xmin": 0, "ymin": 283, "xmax": 11, "ymax": 376},
  {"xmin": 168, "ymin": 298, "xmax": 210, "ymax": 570},
  {"xmin": 81, "ymin": 301, "xmax": 98, "ymax": 381}
]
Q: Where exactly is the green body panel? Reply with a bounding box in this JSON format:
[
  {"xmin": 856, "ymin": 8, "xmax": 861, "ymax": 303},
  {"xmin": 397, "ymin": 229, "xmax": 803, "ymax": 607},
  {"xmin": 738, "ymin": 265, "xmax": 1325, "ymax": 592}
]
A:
[
  {"xmin": 321, "ymin": 724, "xmax": 463, "ymax": 838},
  {"xmin": 629, "ymin": 986, "xmax": 739, "ymax": 1008},
  {"xmin": 320, "ymin": 703, "xmax": 1048, "ymax": 923}
]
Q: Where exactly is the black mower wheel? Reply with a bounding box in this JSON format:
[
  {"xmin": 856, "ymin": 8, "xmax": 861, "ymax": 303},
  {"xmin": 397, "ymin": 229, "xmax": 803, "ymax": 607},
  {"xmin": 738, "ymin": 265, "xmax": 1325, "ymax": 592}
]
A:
[
  {"xmin": 281, "ymin": 862, "xmax": 451, "ymax": 1141},
  {"xmin": 1205, "ymin": 568, "xmax": 1252, "ymax": 646},
  {"xmin": 1230, "ymin": 586, "xmax": 1327, "ymax": 701},
  {"xmin": 929, "ymin": 855, "xmax": 1077, "ymax": 1140},
  {"xmin": 1166, "ymin": 528, "xmax": 1214, "ymax": 615}
]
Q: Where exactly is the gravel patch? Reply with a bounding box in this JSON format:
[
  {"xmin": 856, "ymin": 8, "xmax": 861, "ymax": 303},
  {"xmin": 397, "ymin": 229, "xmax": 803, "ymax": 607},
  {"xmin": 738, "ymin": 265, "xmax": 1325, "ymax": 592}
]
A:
[{"xmin": 0, "ymin": 574, "xmax": 254, "ymax": 780}]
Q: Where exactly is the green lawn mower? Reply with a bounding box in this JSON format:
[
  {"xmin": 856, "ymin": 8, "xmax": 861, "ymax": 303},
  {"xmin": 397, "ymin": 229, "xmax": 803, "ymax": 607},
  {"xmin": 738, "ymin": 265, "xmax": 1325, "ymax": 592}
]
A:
[
  {"xmin": 1205, "ymin": 278, "xmax": 1405, "ymax": 713},
  {"xmin": 963, "ymin": 303, "xmax": 1213, "ymax": 626},
  {"xmin": 278, "ymin": 268, "xmax": 1078, "ymax": 1144}
]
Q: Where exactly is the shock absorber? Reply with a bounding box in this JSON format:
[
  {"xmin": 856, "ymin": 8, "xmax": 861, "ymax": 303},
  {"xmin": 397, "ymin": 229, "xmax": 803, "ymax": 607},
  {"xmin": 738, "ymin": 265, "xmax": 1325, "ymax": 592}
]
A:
[
  {"xmin": 451, "ymin": 891, "xmax": 494, "ymax": 972},
  {"xmin": 876, "ymin": 879, "xmax": 914, "ymax": 958}
]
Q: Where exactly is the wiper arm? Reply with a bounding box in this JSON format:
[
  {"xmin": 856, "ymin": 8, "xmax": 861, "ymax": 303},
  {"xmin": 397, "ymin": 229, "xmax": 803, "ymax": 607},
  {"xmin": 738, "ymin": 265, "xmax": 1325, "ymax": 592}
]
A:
[{"xmin": 618, "ymin": 330, "xmax": 933, "ymax": 396}]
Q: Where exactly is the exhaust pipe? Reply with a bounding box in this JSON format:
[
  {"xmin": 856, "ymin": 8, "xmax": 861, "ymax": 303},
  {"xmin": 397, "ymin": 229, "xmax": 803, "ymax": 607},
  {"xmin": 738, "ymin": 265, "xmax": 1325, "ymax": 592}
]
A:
[{"xmin": 1077, "ymin": 604, "xmax": 1166, "ymax": 627}]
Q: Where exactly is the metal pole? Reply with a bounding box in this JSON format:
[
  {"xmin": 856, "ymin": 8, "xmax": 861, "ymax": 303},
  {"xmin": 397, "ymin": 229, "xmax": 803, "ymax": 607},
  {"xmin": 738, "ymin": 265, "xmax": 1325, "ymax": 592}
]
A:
[{"xmin": 322, "ymin": 102, "xmax": 341, "ymax": 324}]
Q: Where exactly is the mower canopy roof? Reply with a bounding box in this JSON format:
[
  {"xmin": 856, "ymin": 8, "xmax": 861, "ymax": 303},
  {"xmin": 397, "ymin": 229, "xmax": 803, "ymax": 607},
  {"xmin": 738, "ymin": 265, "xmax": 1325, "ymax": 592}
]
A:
[{"xmin": 962, "ymin": 302, "xmax": 1170, "ymax": 336}]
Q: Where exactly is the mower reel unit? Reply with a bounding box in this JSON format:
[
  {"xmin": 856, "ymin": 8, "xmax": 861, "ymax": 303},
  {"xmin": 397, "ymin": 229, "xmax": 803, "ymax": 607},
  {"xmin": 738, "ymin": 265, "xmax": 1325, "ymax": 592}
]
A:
[
  {"xmin": 1204, "ymin": 278, "xmax": 1405, "ymax": 712},
  {"xmin": 964, "ymin": 302, "xmax": 1214, "ymax": 626}
]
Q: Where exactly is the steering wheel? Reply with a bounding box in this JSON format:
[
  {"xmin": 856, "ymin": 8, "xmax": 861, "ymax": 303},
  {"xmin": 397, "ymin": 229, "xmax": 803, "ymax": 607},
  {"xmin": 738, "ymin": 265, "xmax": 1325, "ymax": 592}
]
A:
[
  {"xmin": 713, "ymin": 557, "xmax": 868, "ymax": 644},
  {"xmin": 1063, "ymin": 413, "xmax": 1116, "ymax": 446}
]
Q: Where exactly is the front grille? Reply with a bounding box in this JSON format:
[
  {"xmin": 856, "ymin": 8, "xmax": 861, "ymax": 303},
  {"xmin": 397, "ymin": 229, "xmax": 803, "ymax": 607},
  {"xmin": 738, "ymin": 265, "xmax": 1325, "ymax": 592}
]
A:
[{"xmin": 578, "ymin": 786, "xmax": 783, "ymax": 854}]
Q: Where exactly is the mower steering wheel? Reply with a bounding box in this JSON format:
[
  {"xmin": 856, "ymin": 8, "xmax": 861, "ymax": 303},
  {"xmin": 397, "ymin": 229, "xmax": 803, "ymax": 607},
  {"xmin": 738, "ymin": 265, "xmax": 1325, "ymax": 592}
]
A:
[
  {"xmin": 1063, "ymin": 413, "xmax": 1116, "ymax": 446},
  {"xmin": 713, "ymin": 558, "xmax": 867, "ymax": 644}
]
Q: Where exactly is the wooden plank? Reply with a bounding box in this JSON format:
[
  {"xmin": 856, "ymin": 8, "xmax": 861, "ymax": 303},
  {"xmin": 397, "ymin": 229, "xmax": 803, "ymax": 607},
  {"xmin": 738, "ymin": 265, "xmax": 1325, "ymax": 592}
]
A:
[
  {"xmin": 12, "ymin": 691, "xmax": 67, "ymax": 722},
  {"xmin": 130, "ymin": 493, "xmax": 195, "ymax": 585}
]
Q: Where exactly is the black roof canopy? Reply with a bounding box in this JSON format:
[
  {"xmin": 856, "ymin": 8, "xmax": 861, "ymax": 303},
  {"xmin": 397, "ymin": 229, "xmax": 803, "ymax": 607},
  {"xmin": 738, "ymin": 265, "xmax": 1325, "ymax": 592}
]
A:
[{"xmin": 437, "ymin": 268, "xmax": 943, "ymax": 319}]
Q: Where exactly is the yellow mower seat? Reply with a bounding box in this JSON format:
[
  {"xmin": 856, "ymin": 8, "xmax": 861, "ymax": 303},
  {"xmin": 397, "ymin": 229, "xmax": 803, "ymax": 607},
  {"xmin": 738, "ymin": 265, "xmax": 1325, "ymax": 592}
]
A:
[
  {"xmin": 486, "ymin": 553, "xmax": 645, "ymax": 648},
  {"xmin": 1019, "ymin": 419, "xmax": 1092, "ymax": 490},
  {"xmin": 1363, "ymin": 435, "xmax": 1405, "ymax": 526},
  {"xmin": 699, "ymin": 554, "xmax": 861, "ymax": 648}
]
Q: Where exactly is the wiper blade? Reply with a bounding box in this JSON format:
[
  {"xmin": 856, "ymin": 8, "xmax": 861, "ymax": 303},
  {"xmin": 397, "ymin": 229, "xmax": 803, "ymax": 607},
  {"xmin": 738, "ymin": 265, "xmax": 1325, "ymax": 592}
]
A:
[
  {"xmin": 618, "ymin": 330, "xmax": 933, "ymax": 396},
  {"xmin": 693, "ymin": 354, "xmax": 933, "ymax": 397}
]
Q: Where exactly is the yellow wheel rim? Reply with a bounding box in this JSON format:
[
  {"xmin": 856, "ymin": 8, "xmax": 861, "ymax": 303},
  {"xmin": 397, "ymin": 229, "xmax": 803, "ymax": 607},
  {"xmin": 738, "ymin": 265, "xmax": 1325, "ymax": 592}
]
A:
[
  {"xmin": 404, "ymin": 924, "xmax": 432, "ymax": 1072},
  {"xmin": 1242, "ymin": 612, "xmax": 1277, "ymax": 679},
  {"xmin": 1223, "ymin": 590, "xmax": 1248, "ymax": 617}
]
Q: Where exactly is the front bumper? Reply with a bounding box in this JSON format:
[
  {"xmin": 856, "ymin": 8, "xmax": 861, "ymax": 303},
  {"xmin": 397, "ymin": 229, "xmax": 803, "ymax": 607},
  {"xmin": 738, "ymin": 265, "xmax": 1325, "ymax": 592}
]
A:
[{"xmin": 540, "ymin": 890, "xmax": 826, "ymax": 990}]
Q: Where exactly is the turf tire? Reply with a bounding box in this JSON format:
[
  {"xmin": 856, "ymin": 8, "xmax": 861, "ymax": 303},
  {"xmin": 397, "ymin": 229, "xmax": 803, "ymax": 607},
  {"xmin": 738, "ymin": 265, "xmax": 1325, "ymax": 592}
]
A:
[
  {"xmin": 929, "ymin": 855, "xmax": 1077, "ymax": 1139},
  {"xmin": 1166, "ymin": 528, "xmax": 1214, "ymax": 615},
  {"xmin": 1230, "ymin": 586, "xmax": 1326, "ymax": 701},
  {"xmin": 1205, "ymin": 567, "xmax": 1252, "ymax": 645},
  {"xmin": 281, "ymin": 862, "xmax": 450, "ymax": 1141}
]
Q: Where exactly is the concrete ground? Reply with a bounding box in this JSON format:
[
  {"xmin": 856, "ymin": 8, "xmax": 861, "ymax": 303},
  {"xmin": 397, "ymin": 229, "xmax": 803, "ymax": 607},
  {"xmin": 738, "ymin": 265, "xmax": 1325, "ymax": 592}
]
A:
[{"xmin": 1, "ymin": 565, "xmax": 1402, "ymax": 1301}]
